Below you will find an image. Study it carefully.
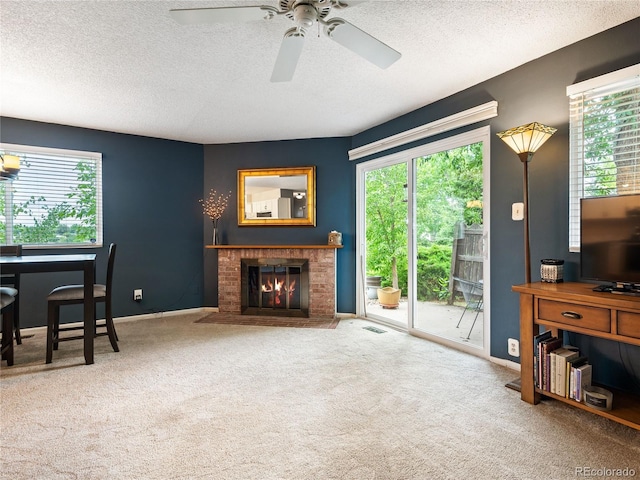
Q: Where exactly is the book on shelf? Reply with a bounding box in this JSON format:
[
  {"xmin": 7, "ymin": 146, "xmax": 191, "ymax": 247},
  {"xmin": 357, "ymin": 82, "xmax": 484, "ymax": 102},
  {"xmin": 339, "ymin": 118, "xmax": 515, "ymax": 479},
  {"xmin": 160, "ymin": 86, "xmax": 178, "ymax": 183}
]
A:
[
  {"xmin": 567, "ymin": 356, "xmax": 588, "ymax": 400},
  {"xmin": 530, "ymin": 332, "xmax": 593, "ymax": 400},
  {"xmin": 539, "ymin": 336, "xmax": 562, "ymax": 391},
  {"xmin": 553, "ymin": 347, "xmax": 579, "ymax": 397},
  {"xmin": 533, "ymin": 331, "xmax": 552, "ymax": 388},
  {"xmin": 550, "ymin": 348, "xmax": 558, "ymax": 393},
  {"xmin": 574, "ymin": 363, "xmax": 593, "ymax": 402}
]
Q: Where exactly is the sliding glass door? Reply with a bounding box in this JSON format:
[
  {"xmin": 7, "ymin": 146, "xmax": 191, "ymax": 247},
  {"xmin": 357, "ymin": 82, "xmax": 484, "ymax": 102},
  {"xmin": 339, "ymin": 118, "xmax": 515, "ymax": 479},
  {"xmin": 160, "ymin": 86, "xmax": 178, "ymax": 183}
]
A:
[
  {"xmin": 356, "ymin": 127, "xmax": 490, "ymax": 357},
  {"xmin": 360, "ymin": 161, "xmax": 408, "ymax": 329},
  {"xmin": 412, "ymin": 141, "xmax": 484, "ymax": 349}
]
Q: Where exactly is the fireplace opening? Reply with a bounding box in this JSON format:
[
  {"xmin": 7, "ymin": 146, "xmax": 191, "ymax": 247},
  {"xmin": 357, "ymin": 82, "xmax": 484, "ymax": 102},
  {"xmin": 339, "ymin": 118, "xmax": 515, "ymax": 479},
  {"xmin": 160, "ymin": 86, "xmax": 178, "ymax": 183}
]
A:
[{"xmin": 241, "ymin": 258, "xmax": 309, "ymax": 317}]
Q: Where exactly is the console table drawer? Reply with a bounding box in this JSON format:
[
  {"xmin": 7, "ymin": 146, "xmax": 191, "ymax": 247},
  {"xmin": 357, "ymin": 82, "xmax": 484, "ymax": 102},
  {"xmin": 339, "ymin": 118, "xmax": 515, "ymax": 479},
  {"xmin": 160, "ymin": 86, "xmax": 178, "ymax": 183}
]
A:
[
  {"xmin": 618, "ymin": 311, "xmax": 640, "ymax": 339},
  {"xmin": 538, "ymin": 299, "xmax": 610, "ymax": 332}
]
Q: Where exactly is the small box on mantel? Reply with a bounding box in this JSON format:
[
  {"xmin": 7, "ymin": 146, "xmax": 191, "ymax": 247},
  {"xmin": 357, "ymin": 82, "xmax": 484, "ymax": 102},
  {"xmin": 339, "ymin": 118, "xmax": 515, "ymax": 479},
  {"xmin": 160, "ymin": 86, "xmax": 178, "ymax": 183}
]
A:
[{"xmin": 328, "ymin": 231, "xmax": 342, "ymax": 246}]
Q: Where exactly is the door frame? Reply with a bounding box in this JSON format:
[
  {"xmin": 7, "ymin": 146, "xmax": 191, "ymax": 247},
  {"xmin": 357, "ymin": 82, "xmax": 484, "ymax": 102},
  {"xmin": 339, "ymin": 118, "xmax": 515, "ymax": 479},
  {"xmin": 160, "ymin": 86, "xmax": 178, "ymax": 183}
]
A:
[{"xmin": 356, "ymin": 126, "xmax": 491, "ymax": 358}]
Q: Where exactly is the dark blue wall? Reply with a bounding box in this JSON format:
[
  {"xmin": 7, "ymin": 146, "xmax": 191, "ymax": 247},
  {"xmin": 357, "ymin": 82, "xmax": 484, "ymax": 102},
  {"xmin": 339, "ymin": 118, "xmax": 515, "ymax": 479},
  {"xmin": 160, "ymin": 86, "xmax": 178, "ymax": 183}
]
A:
[
  {"xmin": 202, "ymin": 138, "xmax": 355, "ymax": 313},
  {"xmin": 0, "ymin": 118, "xmax": 204, "ymax": 326}
]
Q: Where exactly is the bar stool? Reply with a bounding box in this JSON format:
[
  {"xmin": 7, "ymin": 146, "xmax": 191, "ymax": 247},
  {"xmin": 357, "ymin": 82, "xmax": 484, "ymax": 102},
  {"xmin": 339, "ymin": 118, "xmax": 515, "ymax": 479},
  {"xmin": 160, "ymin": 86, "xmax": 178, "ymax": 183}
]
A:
[
  {"xmin": 0, "ymin": 245, "xmax": 23, "ymax": 344},
  {"xmin": 1, "ymin": 287, "xmax": 18, "ymax": 366}
]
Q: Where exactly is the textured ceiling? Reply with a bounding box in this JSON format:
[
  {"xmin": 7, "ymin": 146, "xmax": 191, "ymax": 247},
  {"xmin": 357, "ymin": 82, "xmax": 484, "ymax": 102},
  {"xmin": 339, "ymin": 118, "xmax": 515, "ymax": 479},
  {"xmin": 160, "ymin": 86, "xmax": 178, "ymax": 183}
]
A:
[{"xmin": 1, "ymin": 1, "xmax": 639, "ymax": 145}]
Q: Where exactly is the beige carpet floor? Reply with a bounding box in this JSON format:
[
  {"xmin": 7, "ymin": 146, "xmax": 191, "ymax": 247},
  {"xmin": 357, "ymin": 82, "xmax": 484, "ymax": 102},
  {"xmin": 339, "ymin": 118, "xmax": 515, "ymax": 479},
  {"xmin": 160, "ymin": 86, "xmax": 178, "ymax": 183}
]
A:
[{"xmin": 1, "ymin": 312, "xmax": 638, "ymax": 480}]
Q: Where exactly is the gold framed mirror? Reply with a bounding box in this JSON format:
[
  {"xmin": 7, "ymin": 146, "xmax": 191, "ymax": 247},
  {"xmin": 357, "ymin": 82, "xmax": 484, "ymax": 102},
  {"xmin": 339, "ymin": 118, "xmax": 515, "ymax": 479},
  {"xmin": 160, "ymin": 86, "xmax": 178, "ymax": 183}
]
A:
[{"xmin": 238, "ymin": 166, "xmax": 316, "ymax": 226}]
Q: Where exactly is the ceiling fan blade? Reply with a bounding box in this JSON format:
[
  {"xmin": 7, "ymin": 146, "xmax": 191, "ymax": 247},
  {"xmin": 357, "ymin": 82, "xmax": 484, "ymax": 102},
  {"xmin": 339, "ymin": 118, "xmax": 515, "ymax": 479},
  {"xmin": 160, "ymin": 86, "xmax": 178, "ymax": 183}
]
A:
[
  {"xmin": 169, "ymin": 6, "xmax": 277, "ymax": 25},
  {"xmin": 271, "ymin": 30, "xmax": 305, "ymax": 83},
  {"xmin": 323, "ymin": 18, "xmax": 401, "ymax": 69},
  {"xmin": 332, "ymin": 0, "xmax": 369, "ymax": 9}
]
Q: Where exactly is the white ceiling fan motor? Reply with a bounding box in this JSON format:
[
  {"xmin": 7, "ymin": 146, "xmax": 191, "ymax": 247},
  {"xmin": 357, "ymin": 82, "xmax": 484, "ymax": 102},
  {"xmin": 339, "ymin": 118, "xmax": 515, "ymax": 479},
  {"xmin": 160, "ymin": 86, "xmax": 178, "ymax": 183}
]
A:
[
  {"xmin": 281, "ymin": 0, "xmax": 333, "ymax": 24},
  {"xmin": 292, "ymin": 3, "xmax": 318, "ymax": 29}
]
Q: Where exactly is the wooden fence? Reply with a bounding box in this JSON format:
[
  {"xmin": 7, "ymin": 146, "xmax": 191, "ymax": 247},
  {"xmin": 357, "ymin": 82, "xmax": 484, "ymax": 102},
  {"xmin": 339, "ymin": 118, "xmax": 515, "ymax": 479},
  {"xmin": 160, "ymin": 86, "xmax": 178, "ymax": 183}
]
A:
[{"xmin": 448, "ymin": 223, "xmax": 483, "ymax": 304}]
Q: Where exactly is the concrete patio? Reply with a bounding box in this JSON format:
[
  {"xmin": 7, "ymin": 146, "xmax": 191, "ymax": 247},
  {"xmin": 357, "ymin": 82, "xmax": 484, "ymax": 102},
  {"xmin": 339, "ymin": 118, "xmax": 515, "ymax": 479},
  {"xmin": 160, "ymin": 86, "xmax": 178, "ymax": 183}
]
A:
[{"xmin": 362, "ymin": 298, "xmax": 484, "ymax": 348}]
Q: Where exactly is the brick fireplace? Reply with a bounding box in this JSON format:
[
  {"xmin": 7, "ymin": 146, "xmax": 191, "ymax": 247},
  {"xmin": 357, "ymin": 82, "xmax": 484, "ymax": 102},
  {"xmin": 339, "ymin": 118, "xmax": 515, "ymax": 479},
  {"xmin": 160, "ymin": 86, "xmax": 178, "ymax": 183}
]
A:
[{"xmin": 214, "ymin": 245, "xmax": 340, "ymax": 319}]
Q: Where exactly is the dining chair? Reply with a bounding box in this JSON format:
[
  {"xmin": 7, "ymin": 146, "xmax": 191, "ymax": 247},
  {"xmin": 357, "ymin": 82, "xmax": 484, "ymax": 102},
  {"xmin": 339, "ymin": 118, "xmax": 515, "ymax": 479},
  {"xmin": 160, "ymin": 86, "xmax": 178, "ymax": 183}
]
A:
[
  {"xmin": 0, "ymin": 244, "xmax": 23, "ymax": 345},
  {"xmin": 46, "ymin": 243, "xmax": 119, "ymax": 363},
  {"xmin": 1, "ymin": 287, "xmax": 18, "ymax": 366}
]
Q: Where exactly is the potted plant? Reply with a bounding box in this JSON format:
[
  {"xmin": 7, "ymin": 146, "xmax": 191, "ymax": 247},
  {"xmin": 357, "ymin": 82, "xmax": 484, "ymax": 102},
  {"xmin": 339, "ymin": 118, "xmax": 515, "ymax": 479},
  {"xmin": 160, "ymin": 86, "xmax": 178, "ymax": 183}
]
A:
[{"xmin": 377, "ymin": 286, "xmax": 401, "ymax": 308}]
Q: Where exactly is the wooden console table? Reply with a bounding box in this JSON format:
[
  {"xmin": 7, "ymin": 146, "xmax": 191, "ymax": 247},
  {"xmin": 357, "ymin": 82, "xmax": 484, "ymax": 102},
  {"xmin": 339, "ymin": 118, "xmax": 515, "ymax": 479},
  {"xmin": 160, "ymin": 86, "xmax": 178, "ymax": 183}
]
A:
[{"xmin": 512, "ymin": 281, "xmax": 640, "ymax": 430}]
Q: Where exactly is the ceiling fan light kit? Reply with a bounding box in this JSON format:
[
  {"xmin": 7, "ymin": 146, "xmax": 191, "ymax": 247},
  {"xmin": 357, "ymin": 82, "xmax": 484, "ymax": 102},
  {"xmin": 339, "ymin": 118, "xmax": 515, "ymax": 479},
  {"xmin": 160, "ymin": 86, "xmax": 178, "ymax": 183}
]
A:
[{"xmin": 170, "ymin": 0, "xmax": 401, "ymax": 82}]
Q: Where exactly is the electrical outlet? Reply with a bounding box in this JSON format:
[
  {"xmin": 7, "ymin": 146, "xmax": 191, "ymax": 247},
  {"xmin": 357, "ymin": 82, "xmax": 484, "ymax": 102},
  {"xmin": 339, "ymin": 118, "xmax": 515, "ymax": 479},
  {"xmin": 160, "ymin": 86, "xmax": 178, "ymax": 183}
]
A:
[
  {"xmin": 508, "ymin": 338, "xmax": 520, "ymax": 357},
  {"xmin": 512, "ymin": 202, "xmax": 524, "ymax": 221},
  {"xmin": 134, "ymin": 289, "xmax": 142, "ymax": 302}
]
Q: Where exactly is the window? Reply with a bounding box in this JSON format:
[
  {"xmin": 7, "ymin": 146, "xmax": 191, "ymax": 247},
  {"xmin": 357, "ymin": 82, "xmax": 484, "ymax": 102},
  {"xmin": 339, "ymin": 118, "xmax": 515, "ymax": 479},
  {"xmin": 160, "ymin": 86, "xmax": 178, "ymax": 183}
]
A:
[
  {"xmin": 567, "ymin": 64, "xmax": 640, "ymax": 251},
  {"xmin": 0, "ymin": 143, "xmax": 103, "ymax": 248}
]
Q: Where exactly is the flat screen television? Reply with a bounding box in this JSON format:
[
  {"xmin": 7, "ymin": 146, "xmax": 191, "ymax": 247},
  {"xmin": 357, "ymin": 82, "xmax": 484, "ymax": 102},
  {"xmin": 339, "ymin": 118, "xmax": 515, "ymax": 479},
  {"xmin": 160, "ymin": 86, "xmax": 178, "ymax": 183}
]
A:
[{"xmin": 580, "ymin": 193, "xmax": 640, "ymax": 292}]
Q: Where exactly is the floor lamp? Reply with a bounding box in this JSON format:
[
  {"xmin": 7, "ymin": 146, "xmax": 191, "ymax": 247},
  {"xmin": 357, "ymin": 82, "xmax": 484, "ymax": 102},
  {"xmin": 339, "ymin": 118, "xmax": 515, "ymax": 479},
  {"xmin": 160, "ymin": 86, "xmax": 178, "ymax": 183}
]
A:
[
  {"xmin": 497, "ymin": 122, "xmax": 557, "ymax": 284},
  {"xmin": 498, "ymin": 122, "xmax": 556, "ymax": 393}
]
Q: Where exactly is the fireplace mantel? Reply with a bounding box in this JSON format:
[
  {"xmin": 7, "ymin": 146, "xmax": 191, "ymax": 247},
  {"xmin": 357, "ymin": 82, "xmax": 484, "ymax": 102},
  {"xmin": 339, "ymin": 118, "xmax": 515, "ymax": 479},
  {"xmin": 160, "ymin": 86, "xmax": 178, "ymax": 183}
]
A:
[{"xmin": 206, "ymin": 245, "xmax": 342, "ymax": 249}]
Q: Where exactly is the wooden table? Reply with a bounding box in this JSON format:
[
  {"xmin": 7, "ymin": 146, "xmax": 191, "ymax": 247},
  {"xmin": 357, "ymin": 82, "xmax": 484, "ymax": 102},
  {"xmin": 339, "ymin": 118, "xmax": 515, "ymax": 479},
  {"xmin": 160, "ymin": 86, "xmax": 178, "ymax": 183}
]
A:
[
  {"xmin": 0, "ymin": 254, "xmax": 97, "ymax": 365},
  {"xmin": 513, "ymin": 281, "xmax": 640, "ymax": 430}
]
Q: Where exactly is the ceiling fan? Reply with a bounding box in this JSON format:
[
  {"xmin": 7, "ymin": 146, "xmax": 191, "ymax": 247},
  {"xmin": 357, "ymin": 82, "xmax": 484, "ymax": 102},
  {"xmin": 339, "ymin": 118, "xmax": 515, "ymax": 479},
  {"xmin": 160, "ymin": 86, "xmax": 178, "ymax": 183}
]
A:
[{"xmin": 169, "ymin": 0, "xmax": 401, "ymax": 82}]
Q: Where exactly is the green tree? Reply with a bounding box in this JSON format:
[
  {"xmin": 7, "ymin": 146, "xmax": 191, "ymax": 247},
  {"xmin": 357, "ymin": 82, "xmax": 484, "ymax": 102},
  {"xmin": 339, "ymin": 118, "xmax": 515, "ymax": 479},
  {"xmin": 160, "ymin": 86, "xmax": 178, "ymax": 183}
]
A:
[
  {"xmin": 63, "ymin": 160, "xmax": 97, "ymax": 242},
  {"xmin": 4, "ymin": 159, "xmax": 97, "ymax": 245},
  {"xmin": 416, "ymin": 143, "xmax": 483, "ymax": 247},
  {"xmin": 13, "ymin": 199, "xmax": 70, "ymax": 243},
  {"xmin": 365, "ymin": 142, "xmax": 483, "ymax": 301},
  {"xmin": 416, "ymin": 244, "xmax": 452, "ymax": 301},
  {"xmin": 582, "ymin": 89, "xmax": 640, "ymax": 197},
  {"xmin": 365, "ymin": 163, "xmax": 407, "ymax": 290},
  {"xmin": 414, "ymin": 143, "xmax": 482, "ymax": 301}
]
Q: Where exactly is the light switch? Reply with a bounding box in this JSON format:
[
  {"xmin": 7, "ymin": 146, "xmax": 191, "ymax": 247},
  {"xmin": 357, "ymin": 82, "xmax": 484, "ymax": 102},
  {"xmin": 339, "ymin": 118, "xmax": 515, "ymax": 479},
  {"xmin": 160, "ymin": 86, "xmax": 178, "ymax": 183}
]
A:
[{"xmin": 512, "ymin": 202, "xmax": 524, "ymax": 221}]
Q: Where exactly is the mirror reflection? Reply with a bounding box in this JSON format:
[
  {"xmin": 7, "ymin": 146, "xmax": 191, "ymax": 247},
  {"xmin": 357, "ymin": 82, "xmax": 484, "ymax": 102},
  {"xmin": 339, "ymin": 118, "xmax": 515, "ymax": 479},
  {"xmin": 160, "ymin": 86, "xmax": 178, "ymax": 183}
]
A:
[
  {"xmin": 237, "ymin": 166, "xmax": 316, "ymax": 226},
  {"xmin": 244, "ymin": 174, "xmax": 307, "ymax": 219}
]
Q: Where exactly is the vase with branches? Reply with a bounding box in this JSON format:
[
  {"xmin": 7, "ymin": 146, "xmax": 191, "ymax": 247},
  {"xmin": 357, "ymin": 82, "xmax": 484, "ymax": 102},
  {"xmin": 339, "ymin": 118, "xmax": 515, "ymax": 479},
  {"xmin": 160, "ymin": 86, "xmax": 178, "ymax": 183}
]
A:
[{"xmin": 200, "ymin": 189, "xmax": 232, "ymax": 245}]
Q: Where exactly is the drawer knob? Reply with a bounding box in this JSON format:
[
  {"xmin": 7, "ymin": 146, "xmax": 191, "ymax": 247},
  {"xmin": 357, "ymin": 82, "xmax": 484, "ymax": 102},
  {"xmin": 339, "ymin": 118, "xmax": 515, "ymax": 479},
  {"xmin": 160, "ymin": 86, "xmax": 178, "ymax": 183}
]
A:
[{"xmin": 561, "ymin": 311, "xmax": 583, "ymax": 320}]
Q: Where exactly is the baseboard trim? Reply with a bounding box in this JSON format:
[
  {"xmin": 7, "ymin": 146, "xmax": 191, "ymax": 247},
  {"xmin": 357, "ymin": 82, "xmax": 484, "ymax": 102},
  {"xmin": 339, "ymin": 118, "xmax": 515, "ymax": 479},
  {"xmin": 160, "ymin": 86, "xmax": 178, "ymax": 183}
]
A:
[
  {"xmin": 489, "ymin": 355, "xmax": 521, "ymax": 372},
  {"xmin": 19, "ymin": 307, "xmax": 219, "ymax": 336},
  {"xmin": 335, "ymin": 312, "xmax": 357, "ymax": 320},
  {"xmin": 115, "ymin": 307, "xmax": 218, "ymax": 323}
]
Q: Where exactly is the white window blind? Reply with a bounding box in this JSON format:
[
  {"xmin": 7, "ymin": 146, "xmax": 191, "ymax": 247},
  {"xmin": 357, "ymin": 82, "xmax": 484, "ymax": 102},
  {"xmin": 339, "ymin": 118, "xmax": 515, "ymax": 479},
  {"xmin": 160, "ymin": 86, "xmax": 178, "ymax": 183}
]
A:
[
  {"xmin": 0, "ymin": 143, "xmax": 103, "ymax": 247},
  {"xmin": 568, "ymin": 64, "xmax": 640, "ymax": 251}
]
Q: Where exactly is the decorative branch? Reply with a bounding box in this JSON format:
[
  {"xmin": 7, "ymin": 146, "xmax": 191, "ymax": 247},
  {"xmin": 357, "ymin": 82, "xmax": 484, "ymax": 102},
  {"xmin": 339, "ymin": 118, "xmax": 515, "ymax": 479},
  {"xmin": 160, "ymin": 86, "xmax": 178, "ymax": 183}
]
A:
[{"xmin": 199, "ymin": 189, "xmax": 232, "ymax": 221}]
